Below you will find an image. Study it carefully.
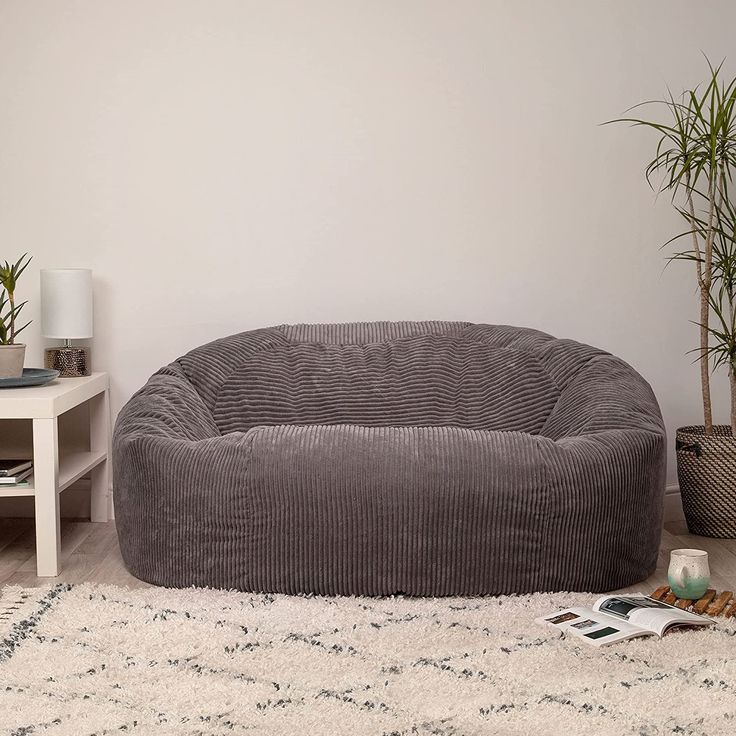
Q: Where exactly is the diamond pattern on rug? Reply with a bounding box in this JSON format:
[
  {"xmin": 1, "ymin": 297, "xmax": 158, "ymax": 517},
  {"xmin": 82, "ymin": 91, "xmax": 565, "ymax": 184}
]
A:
[{"xmin": 0, "ymin": 584, "xmax": 735, "ymax": 735}]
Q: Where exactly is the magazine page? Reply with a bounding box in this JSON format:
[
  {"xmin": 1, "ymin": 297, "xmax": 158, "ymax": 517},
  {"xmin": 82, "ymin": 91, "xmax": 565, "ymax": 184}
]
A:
[
  {"xmin": 535, "ymin": 607, "xmax": 652, "ymax": 647},
  {"xmin": 593, "ymin": 595, "xmax": 712, "ymax": 637}
]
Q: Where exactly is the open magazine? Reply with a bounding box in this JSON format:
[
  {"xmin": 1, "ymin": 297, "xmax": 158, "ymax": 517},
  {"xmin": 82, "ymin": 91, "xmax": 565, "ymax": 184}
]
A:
[{"xmin": 535, "ymin": 594, "xmax": 713, "ymax": 647}]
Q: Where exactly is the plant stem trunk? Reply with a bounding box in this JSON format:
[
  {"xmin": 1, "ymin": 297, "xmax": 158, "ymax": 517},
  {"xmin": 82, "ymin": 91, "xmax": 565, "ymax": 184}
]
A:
[
  {"xmin": 699, "ymin": 171, "xmax": 720, "ymax": 436},
  {"xmin": 686, "ymin": 171, "xmax": 714, "ymax": 435},
  {"xmin": 731, "ymin": 366, "xmax": 736, "ymax": 438},
  {"xmin": 700, "ymin": 290, "xmax": 714, "ymax": 433}
]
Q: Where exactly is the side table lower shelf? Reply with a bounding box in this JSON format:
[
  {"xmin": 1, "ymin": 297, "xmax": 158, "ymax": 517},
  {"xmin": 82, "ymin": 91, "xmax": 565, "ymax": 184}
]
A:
[{"xmin": 0, "ymin": 450, "xmax": 107, "ymax": 498}]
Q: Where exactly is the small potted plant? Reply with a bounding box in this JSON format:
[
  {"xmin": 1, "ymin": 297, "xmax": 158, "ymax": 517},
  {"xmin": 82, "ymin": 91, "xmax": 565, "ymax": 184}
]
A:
[
  {"xmin": 0, "ymin": 253, "xmax": 32, "ymax": 379},
  {"xmin": 609, "ymin": 60, "xmax": 736, "ymax": 537}
]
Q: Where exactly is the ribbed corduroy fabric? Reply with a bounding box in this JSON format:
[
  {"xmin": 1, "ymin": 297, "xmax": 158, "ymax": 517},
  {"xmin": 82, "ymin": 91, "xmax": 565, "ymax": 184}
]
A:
[
  {"xmin": 212, "ymin": 337, "xmax": 560, "ymax": 436},
  {"xmin": 113, "ymin": 322, "xmax": 666, "ymax": 595}
]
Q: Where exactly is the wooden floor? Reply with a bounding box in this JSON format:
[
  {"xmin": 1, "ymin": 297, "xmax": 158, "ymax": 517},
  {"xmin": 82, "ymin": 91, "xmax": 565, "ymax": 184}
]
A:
[
  {"xmin": 0, "ymin": 518, "xmax": 151, "ymax": 589},
  {"xmin": 0, "ymin": 518, "xmax": 735, "ymax": 592}
]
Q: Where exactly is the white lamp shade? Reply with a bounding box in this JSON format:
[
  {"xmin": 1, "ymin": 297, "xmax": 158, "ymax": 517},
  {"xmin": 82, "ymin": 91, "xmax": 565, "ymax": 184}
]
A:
[{"xmin": 41, "ymin": 269, "xmax": 93, "ymax": 339}]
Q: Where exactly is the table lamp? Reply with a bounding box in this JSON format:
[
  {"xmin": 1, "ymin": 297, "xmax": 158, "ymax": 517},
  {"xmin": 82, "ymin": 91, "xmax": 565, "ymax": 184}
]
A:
[{"xmin": 41, "ymin": 269, "xmax": 93, "ymax": 377}]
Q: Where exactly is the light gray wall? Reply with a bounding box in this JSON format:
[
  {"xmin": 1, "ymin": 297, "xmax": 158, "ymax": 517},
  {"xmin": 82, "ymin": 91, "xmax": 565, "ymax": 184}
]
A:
[{"xmin": 1, "ymin": 1, "xmax": 734, "ymax": 487}]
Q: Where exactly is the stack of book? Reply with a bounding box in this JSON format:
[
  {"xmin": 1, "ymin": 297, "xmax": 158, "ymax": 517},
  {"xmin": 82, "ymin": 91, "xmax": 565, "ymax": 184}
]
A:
[{"xmin": 0, "ymin": 459, "xmax": 34, "ymax": 488}]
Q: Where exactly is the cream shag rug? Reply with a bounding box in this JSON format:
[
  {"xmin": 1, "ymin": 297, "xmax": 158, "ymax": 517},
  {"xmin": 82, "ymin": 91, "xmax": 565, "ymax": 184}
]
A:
[{"xmin": 1, "ymin": 583, "xmax": 735, "ymax": 735}]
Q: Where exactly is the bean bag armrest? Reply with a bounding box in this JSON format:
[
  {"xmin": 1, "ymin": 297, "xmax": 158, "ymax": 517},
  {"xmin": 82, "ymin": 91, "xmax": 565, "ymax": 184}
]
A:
[
  {"xmin": 540, "ymin": 426, "xmax": 666, "ymax": 590},
  {"xmin": 540, "ymin": 355, "xmax": 665, "ymax": 440},
  {"xmin": 113, "ymin": 366, "xmax": 255, "ymax": 588},
  {"xmin": 114, "ymin": 364, "xmax": 220, "ymax": 443}
]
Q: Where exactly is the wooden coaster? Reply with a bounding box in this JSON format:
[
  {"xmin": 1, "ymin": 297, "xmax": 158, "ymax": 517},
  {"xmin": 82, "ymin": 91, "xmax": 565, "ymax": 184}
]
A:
[{"xmin": 651, "ymin": 586, "xmax": 736, "ymax": 618}]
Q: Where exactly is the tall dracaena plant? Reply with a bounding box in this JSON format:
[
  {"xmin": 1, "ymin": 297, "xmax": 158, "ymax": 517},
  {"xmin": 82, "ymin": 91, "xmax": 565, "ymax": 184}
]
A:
[
  {"xmin": 608, "ymin": 60, "xmax": 736, "ymax": 436},
  {"xmin": 0, "ymin": 253, "xmax": 32, "ymax": 346},
  {"xmin": 671, "ymin": 186, "xmax": 736, "ymax": 435}
]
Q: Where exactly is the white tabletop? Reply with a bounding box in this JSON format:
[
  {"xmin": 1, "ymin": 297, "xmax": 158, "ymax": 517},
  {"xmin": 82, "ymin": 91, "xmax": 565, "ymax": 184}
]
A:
[{"xmin": 0, "ymin": 372, "xmax": 109, "ymax": 419}]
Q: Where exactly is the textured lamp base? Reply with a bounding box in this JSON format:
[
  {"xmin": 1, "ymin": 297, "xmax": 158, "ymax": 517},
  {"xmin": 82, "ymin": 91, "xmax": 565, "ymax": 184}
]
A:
[{"xmin": 44, "ymin": 347, "xmax": 90, "ymax": 377}]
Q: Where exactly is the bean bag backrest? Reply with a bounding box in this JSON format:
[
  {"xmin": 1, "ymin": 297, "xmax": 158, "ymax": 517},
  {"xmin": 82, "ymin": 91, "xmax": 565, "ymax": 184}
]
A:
[{"xmin": 210, "ymin": 334, "xmax": 560, "ymax": 435}]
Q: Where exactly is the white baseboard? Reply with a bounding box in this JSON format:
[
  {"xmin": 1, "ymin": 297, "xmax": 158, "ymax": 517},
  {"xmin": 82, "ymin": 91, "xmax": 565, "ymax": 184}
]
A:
[{"xmin": 664, "ymin": 484, "xmax": 684, "ymax": 523}]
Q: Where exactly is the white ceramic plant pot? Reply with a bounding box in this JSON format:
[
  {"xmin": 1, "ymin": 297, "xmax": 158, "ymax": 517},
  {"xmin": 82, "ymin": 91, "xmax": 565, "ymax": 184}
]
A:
[{"xmin": 0, "ymin": 343, "xmax": 26, "ymax": 379}]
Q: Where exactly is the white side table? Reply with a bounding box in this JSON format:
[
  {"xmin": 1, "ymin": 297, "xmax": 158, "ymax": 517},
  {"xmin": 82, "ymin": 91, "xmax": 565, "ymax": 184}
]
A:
[{"xmin": 0, "ymin": 372, "xmax": 110, "ymax": 576}]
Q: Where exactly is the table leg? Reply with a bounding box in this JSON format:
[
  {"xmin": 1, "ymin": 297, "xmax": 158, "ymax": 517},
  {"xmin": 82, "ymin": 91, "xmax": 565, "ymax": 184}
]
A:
[
  {"xmin": 33, "ymin": 417, "xmax": 60, "ymax": 577},
  {"xmin": 90, "ymin": 388, "xmax": 110, "ymax": 522}
]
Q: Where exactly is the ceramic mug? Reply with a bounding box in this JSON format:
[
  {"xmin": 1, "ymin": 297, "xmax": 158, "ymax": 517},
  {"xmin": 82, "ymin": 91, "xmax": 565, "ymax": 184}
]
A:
[{"xmin": 668, "ymin": 548, "xmax": 710, "ymax": 599}]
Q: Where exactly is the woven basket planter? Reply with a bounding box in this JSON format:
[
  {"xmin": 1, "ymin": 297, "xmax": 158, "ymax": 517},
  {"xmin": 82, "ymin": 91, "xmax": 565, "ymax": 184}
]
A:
[{"xmin": 676, "ymin": 425, "xmax": 736, "ymax": 538}]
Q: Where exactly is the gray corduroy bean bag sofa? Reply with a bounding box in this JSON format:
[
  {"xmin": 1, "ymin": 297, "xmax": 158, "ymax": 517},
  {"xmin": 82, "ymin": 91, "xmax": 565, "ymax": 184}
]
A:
[{"xmin": 113, "ymin": 321, "xmax": 666, "ymax": 595}]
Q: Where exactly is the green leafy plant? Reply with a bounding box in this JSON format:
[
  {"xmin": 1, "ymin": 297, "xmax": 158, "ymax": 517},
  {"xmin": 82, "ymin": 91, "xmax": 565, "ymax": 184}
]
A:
[
  {"xmin": 0, "ymin": 253, "xmax": 32, "ymax": 346},
  {"xmin": 607, "ymin": 59, "xmax": 736, "ymax": 436}
]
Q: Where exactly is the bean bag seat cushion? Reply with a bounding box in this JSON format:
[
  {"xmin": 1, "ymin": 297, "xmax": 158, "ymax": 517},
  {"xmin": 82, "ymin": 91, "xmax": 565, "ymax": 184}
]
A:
[{"xmin": 113, "ymin": 322, "xmax": 666, "ymax": 595}]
